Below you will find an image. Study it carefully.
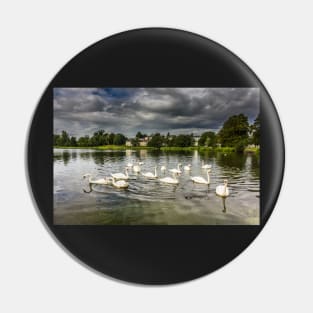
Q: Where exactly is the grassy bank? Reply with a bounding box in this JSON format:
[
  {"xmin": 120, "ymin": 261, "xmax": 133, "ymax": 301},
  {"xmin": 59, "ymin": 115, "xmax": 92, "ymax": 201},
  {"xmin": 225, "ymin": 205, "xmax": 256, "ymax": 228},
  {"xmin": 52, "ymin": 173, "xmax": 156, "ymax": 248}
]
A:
[
  {"xmin": 244, "ymin": 147, "xmax": 260, "ymax": 154},
  {"xmin": 54, "ymin": 145, "xmax": 259, "ymax": 153}
]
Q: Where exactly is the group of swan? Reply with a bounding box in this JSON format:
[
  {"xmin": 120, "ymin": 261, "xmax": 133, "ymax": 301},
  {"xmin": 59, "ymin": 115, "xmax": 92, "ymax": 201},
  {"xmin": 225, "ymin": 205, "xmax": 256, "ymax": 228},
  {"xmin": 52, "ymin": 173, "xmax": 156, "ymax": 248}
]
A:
[
  {"xmin": 83, "ymin": 173, "xmax": 129, "ymax": 189},
  {"xmin": 83, "ymin": 160, "xmax": 230, "ymax": 197}
]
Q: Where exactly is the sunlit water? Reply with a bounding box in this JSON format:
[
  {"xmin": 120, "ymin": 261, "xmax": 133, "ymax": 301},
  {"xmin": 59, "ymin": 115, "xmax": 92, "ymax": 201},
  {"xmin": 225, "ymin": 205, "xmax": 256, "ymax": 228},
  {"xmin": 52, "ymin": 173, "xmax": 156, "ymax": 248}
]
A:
[{"xmin": 54, "ymin": 149, "xmax": 260, "ymax": 225}]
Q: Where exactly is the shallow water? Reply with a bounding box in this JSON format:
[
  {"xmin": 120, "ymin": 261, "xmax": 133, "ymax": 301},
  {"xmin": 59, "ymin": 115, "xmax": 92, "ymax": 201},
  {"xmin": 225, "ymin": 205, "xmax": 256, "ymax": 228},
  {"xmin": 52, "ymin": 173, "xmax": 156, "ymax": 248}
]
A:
[{"xmin": 54, "ymin": 148, "xmax": 260, "ymax": 225}]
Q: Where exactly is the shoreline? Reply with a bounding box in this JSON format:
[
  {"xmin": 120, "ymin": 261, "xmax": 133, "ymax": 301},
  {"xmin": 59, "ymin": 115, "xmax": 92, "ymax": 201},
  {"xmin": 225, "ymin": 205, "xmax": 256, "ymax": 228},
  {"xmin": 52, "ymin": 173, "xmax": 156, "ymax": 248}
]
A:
[{"xmin": 53, "ymin": 145, "xmax": 259, "ymax": 153}]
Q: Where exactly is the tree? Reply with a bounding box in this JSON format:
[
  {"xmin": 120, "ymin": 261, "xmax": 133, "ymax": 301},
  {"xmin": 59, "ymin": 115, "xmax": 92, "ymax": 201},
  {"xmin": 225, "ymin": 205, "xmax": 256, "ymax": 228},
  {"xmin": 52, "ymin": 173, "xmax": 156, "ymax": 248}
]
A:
[
  {"xmin": 53, "ymin": 134, "xmax": 60, "ymax": 146},
  {"xmin": 198, "ymin": 131, "xmax": 217, "ymax": 147},
  {"xmin": 77, "ymin": 135, "xmax": 90, "ymax": 147},
  {"xmin": 108, "ymin": 133, "xmax": 115, "ymax": 145},
  {"xmin": 147, "ymin": 133, "xmax": 163, "ymax": 148},
  {"xmin": 172, "ymin": 134, "xmax": 194, "ymax": 147},
  {"xmin": 136, "ymin": 131, "xmax": 143, "ymax": 139},
  {"xmin": 251, "ymin": 114, "xmax": 260, "ymax": 145},
  {"xmin": 57, "ymin": 130, "xmax": 71, "ymax": 146},
  {"xmin": 218, "ymin": 114, "xmax": 249, "ymax": 148},
  {"xmin": 70, "ymin": 136, "xmax": 77, "ymax": 146},
  {"xmin": 113, "ymin": 133, "xmax": 126, "ymax": 145}
]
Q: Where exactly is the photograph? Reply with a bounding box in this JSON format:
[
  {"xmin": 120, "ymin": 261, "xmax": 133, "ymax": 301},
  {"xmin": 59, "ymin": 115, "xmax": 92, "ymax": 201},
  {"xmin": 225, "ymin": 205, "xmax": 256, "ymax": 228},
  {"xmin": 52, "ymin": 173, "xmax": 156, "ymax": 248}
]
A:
[{"xmin": 53, "ymin": 88, "xmax": 260, "ymax": 225}]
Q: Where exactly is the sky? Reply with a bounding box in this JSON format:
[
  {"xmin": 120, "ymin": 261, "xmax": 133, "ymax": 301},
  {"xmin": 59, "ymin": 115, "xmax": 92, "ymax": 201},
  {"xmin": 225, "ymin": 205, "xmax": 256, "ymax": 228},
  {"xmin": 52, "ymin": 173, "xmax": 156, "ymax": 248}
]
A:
[{"xmin": 53, "ymin": 88, "xmax": 259, "ymax": 137}]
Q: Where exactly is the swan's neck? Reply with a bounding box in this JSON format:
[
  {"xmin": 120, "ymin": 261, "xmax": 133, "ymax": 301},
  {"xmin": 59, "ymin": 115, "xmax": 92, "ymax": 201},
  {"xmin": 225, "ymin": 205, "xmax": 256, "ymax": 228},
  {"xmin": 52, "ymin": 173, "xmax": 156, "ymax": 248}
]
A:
[
  {"xmin": 224, "ymin": 182, "xmax": 227, "ymax": 193},
  {"xmin": 155, "ymin": 167, "xmax": 157, "ymax": 176},
  {"xmin": 207, "ymin": 171, "xmax": 210, "ymax": 183}
]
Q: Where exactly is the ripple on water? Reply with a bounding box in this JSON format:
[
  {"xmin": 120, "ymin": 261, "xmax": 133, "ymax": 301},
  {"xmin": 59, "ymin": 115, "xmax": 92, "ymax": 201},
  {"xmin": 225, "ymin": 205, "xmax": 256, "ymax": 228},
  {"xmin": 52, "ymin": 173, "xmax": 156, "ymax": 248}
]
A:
[{"xmin": 53, "ymin": 149, "xmax": 260, "ymax": 225}]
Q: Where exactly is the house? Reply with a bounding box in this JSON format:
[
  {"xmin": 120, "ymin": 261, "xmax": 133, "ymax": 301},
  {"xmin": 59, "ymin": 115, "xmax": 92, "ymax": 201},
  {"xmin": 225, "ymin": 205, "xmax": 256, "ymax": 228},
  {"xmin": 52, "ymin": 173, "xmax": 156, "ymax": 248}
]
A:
[
  {"xmin": 139, "ymin": 137, "xmax": 149, "ymax": 147},
  {"xmin": 125, "ymin": 140, "xmax": 132, "ymax": 147}
]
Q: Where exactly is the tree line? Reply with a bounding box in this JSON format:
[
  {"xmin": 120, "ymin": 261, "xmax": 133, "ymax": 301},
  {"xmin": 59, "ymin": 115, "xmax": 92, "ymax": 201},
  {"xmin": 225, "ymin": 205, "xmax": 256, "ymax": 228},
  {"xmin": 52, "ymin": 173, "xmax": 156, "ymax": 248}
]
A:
[
  {"xmin": 145, "ymin": 113, "xmax": 259, "ymax": 151},
  {"xmin": 54, "ymin": 113, "xmax": 260, "ymax": 152},
  {"xmin": 53, "ymin": 130, "xmax": 127, "ymax": 147}
]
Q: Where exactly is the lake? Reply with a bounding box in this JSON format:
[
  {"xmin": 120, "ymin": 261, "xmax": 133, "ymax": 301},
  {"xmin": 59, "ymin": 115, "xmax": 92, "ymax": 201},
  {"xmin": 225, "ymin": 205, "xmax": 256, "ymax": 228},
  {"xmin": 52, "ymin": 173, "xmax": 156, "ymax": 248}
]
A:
[{"xmin": 53, "ymin": 148, "xmax": 260, "ymax": 225}]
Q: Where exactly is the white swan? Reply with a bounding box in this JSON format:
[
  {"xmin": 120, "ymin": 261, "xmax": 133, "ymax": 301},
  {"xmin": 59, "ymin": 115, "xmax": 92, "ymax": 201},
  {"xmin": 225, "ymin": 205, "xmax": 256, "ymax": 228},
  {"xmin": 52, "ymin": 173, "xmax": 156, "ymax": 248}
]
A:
[
  {"xmin": 111, "ymin": 168, "xmax": 129, "ymax": 180},
  {"xmin": 83, "ymin": 174, "xmax": 112, "ymax": 185},
  {"xmin": 133, "ymin": 163, "xmax": 141, "ymax": 173},
  {"xmin": 191, "ymin": 169, "xmax": 211, "ymax": 185},
  {"xmin": 184, "ymin": 164, "xmax": 191, "ymax": 171},
  {"xmin": 201, "ymin": 160, "xmax": 212, "ymax": 169},
  {"xmin": 142, "ymin": 166, "xmax": 158, "ymax": 179},
  {"xmin": 126, "ymin": 159, "xmax": 134, "ymax": 168},
  {"xmin": 138, "ymin": 161, "xmax": 144, "ymax": 165},
  {"xmin": 216, "ymin": 180, "xmax": 230, "ymax": 197},
  {"xmin": 169, "ymin": 163, "xmax": 182, "ymax": 174},
  {"xmin": 160, "ymin": 165, "xmax": 166, "ymax": 172},
  {"xmin": 112, "ymin": 177, "xmax": 129, "ymax": 189},
  {"xmin": 159, "ymin": 173, "xmax": 179, "ymax": 184}
]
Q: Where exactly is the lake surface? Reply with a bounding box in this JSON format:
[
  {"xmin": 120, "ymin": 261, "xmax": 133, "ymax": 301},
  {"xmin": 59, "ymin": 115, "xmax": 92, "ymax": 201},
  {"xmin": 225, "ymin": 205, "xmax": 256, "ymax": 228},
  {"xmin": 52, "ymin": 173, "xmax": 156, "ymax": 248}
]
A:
[{"xmin": 54, "ymin": 148, "xmax": 260, "ymax": 225}]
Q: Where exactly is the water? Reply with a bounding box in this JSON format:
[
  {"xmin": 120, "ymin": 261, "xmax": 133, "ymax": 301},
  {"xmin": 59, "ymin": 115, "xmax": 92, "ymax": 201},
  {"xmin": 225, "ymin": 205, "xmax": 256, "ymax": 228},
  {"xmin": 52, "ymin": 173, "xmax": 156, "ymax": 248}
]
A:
[{"xmin": 54, "ymin": 149, "xmax": 260, "ymax": 225}]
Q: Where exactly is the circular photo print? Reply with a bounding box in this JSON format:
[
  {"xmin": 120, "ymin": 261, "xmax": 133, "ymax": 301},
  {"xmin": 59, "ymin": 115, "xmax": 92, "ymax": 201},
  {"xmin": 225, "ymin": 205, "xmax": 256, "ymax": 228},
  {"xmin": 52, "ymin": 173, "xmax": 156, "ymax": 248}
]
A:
[{"xmin": 28, "ymin": 28, "xmax": 284, "ymax": 284}]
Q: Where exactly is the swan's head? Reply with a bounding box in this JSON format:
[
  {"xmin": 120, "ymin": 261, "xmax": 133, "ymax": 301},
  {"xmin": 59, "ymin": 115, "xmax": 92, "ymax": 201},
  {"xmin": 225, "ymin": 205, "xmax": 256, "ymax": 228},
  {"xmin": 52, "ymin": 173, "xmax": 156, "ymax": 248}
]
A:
[
  {"xmin": 224, "ymin": 179, "xmax": 228, "ymax": 185},
  {"xmin": 207, "ymin": 169, "xmax": 211, "ymax": 173},
  {"xmin": 188, "ymin": 164, "xmax": 191, "ymax": 167},
  {"xmin": 83, "ymin": 173, "xmax": 91, "ymax": 179}
]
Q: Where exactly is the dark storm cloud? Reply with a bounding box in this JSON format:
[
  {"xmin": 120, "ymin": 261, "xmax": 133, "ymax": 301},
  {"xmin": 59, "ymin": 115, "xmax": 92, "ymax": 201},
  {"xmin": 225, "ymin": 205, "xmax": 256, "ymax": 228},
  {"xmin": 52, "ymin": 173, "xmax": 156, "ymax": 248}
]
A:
[{"xmin": 53, "ymin": 88, "xmax": 259, "ymax": 137}]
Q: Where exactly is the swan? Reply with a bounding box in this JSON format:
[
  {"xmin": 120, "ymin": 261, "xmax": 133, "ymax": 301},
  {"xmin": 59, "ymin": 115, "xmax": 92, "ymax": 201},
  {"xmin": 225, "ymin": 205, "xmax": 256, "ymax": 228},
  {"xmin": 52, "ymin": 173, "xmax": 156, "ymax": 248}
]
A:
[
  {"xmin": 159, "ymin": 173, "xmax": 179, "ymax": 184},
  {"xmin": 216, "ymin": 180, "xmax": 230, "ymax": 197},
  {"xmin": 112, "ymin": 177, "xmax": 129, "ymax": 189},
  {"xmin": 111, "ymin": 168, "xmax": 129, "ymax": 180},
  {"xmin": 169, "ymin": 163, "xmax": 182, "ymax": 174},
  {"xmin": 191, "ymin": 169, "xmax": 211, "ymax": 185},
  {"xmin": 126, "ymin": 159, "xmax": 134, "ymax": 168},
  {"xmin": 133, "ymin": 163, "xmax": 141, "ymax": 173},
  {"xmin": 201, "ymin": 160, "xmax": 212, "ymax": 169},
  {"xmin": 184, "ymin": 164, "xmax": 191, "ymax": 171},
  {"xmin": 138, "ymin": 161, "xmax": 144, "ymax": 165},
  {"xmin": 160, "ymin": 165, "xmax": 166, "ymax": 172},
  {"xmin": 83, "ymin": 174, "xmax": 112, "ymax": 185},
  {"xmin": 142, "ymin": 166, "xmax": 158, "ymax": 179}
]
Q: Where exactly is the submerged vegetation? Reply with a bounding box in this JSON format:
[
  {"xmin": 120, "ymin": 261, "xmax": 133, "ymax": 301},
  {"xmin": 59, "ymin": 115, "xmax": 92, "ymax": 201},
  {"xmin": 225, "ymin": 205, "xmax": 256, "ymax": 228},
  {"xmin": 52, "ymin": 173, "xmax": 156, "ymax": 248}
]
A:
[{"xmin": 54, "ymin": 113, "xmax": 260, "ymax": 153}]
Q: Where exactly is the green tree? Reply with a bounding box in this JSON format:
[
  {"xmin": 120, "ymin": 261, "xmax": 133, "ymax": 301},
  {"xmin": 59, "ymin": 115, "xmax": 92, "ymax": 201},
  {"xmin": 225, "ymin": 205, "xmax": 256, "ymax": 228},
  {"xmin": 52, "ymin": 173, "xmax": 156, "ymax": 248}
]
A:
[
  {"xmin": 59, "ymin": 130, "xmax": 70, "ymax": 146},
  {"xmin": 136, "ymin": 131, "xmax": 144, "ymax": 139},
  {"xmin": 53, "ymin": 134, "xmax": 60, "ymax": 146},
  {"xmin": 147, "ymin": 133, "xmax": 163, "ymax": 148},
  {"xmin": 198, "ymin": 131, "xmax": 217, "ymax": 147},
  {"xmin": 113, "ymin": 133, "xmax": 126, "ymax": 145},
  {"xmin": 70, "ymin": 136, "xmax": 77, "ymax": 146},
  {"xmin": 172, "ymin": 134, "xmax": 194, "ymax": 147},
  {"xmin": 251, "ymin": 114, "xmax": 260, "ymax": 145},
  {"xmin": 77, "ymin": 135, "xmax": 90, "ymax": 147},
  {"xmin": 108, "ymin": 133, "xmax": 115, "ymax": 145},
  {"xmin": 218, "ymin": 114, "xmax": 249, "ymax": 148}
]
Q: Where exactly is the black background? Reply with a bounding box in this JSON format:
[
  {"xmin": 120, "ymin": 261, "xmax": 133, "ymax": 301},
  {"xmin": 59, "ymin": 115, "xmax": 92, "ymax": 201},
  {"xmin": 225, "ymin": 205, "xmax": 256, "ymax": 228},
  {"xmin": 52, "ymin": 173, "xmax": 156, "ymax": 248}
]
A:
[{"xmin": 27, "ymin": 28, "xmax": 284, "ymax": 284}]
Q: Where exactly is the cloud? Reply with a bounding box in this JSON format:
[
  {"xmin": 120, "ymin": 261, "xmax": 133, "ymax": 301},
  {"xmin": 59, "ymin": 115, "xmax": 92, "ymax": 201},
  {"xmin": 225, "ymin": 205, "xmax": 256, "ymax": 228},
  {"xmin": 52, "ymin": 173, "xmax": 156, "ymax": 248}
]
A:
[{"xmin": 53, "ymin": 88, "xmax": 259, "ymax": 137}]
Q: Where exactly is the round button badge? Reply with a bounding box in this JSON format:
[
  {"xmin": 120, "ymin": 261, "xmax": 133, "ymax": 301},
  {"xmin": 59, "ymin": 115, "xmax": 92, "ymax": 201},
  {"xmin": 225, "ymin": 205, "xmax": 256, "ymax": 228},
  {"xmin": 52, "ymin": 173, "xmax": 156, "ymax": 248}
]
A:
[{"xmin": 27, "ymin": 28, "xmax": 284, "ymax": 284}]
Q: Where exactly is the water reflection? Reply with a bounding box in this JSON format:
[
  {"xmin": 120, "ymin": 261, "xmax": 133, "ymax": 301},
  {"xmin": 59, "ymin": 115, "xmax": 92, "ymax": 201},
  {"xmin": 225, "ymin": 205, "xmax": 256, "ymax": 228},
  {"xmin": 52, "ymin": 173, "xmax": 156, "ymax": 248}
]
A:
[
  {"xmin": 62, "ymin": 151, "xmax": 70, "ymax": 165},
  {"xmin": 220, "ymin": 196, "xmax": 227, "ymax": 213},
  {"xmin": 54, "ymin": 148, "xmax": 260, "ymax": 225},
  {"xmin": 215, "ymin": 152, "xmax": 246, "ymax": 170}
]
